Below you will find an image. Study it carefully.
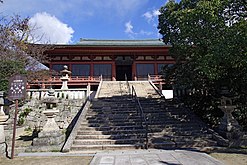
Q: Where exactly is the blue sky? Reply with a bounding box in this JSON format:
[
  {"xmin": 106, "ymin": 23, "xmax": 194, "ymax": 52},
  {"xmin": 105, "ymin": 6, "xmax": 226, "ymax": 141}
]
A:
[{"xmin": 0, "ymin": 0, "xmax": 170, "ymax": 44}]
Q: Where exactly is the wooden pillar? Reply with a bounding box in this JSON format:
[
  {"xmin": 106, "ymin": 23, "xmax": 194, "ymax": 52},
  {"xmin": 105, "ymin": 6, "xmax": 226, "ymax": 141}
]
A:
[
  {"xmin": 90, "ymin": 63, "xmax": 94, "ymax": 78},
  {"xmin": 154, "ymin": 63, "xmax": 158, "ymax": 75},
  {"xmin": 112, "ymin": 62, "xmax": 116, "ymax": 81},
  {"xmin": 132, "ymin": 62, "xmax": 136, "ymax": 81}
]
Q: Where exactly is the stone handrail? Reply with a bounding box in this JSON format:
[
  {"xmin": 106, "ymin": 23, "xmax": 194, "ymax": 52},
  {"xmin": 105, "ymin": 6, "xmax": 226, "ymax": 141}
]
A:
[
  {"xmin": 148, "ymin": 80, "xmax": 165, "ymax": 98},
  {"xmin": 62, "ymin": 99, "xmax": 91, "ymax": 152},
  {"xmin": 94, "ymin": 75, "xmax": 103, "ymax": 100}
]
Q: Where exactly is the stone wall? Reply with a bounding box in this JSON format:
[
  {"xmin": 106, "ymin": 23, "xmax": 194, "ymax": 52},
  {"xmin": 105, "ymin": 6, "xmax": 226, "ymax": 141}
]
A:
[
  {"xmin": 5, "ymin": 98, "xmax": 85, "ymax": 131},
  {"xmin": 3, "ymin": 94, "xmax": 86, "ymax": 155}
]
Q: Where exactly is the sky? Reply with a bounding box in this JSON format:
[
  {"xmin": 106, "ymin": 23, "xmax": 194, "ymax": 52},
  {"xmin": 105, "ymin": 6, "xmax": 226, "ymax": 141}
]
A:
[{"xmin": 0, "ymin": 0, "xmax": 171, "ymax": 44}]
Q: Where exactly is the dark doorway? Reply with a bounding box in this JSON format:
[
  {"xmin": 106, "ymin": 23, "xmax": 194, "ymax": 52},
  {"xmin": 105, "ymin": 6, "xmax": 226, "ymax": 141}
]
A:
[{"xmin": 116, "ymin": 65, "xmax": 132, "ymax": 81}]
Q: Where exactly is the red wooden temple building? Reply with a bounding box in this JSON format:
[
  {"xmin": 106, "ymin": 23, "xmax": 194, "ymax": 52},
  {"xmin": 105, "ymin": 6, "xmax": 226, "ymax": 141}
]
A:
[{"xmin": 32, "ymin": 39, "xmax": 175, "ymax": 89}]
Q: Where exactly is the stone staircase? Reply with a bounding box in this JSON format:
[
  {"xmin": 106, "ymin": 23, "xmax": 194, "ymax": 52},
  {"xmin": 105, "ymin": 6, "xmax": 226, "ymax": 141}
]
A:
[
  {"xmin": 70, "ymin": 81, "xmax": 219, "ymax": 152},
  {"xmin": 140, "ymin": 98, "xmax": 217, "ymax": 148},
  {"xmin": 70, "ymin": 81, "xmax": 145, "ymax": 152},
  {"xmin": 129, "ymin": 81, "xmax": 160, "ymax": 98}
]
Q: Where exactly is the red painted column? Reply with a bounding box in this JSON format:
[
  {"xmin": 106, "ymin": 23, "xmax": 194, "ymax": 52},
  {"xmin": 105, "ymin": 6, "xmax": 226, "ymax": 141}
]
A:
[
  {"xmin": 90, "ymin": 63, "xmax": 94, "ymax": 78},
  {"xmin": 154, "ymin": 63, "xmax": 158, "ymax": 75},
  {"xmin": 132, "ymin": 62, "xmax": 136, "ymax": 81},
  {"xmin": 112, "ymin": 62, "xmax": 116, "ymax": 81}
]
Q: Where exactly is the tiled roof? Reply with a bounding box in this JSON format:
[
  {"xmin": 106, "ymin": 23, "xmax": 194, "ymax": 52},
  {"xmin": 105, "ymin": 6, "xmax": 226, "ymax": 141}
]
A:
[{"xmin": 76, "ymin": 39, "xmax": 167, "ymax": 46}]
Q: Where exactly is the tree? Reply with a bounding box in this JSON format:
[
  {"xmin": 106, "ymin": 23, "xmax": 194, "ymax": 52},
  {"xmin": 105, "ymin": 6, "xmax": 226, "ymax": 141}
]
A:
[
  {"xmin": 158, "ymin": 0, "xmax": 247, "ymax": 128},
  {"xmin": 0, "ymin": 15, "xmax": 50, "ymax": 91}
]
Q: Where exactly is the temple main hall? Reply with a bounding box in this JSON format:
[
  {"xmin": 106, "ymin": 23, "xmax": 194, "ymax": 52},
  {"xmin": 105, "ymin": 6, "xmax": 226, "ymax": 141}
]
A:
[{"xmin": 35, "ymin": 39, "xmax": 175, "ymax": 89}]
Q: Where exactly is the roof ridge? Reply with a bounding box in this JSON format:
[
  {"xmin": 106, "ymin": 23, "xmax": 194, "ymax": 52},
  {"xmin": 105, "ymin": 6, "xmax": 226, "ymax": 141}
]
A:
[{"xmin": 79, "ymin": 38, "xmax": 162, "ymax": 42}]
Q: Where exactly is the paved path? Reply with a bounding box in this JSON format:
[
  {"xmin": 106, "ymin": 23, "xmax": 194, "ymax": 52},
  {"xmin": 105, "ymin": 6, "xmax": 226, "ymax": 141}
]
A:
[{"xmin": 90, "ymin": 149, "xmax": 224, "ymax": 165}]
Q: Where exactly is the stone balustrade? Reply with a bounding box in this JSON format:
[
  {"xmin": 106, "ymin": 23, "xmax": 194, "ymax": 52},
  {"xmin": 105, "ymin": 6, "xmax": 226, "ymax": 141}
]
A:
[{"xmin": 27, "ymin": 88, "xmax": 88, "ymax": 100}]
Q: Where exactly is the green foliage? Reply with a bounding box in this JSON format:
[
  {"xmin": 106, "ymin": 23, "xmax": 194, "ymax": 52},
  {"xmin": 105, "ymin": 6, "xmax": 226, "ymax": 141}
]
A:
[
  {"xmin": 0, "ymin": 14, "xmax": 50, "ymax": 93},
  {"xmin": 18, "ymin": 107, "xmax": 32, "ymax": 126},
  {"xmin": 0, "ymin": 60, "xmax": 26, "ymax": 92},
  {"xmin": 158, "ymin": 0, "xmax": 247, "ymax": 129}
]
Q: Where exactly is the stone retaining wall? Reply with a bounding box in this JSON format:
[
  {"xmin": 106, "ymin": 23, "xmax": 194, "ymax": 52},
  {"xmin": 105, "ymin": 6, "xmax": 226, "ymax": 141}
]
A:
[{"xmin": 3, "ymin": 93, "xmax": 87, "ymax": 155}]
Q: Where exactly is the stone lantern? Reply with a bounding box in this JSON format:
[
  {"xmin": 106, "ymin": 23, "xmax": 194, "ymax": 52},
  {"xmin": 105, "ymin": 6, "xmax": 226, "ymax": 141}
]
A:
[
  {"xmin": 42, "ymin": 88, "xmax": 59, "ymax": 132},
  {"xmin": 43, "ymin": 88, "xmax": 58, "ymax": 110},
  {"xmin": 60, "ymin": 65, "xmax": 71, "ymax": 90},
  {"xmin": 0, "ymin": 91, "xmax": 9, "ymax": 155},
  {"xmin": 31, "ymin": 88, "xmax": 64, "ymax": 151},
  {"xmin": 218, "ymin": 88, "xmax": 241, "ymax": 139}
]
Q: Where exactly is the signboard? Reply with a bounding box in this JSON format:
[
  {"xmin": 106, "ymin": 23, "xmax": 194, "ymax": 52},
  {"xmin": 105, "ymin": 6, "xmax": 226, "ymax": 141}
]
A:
[{"xmin": 8, "ymin": 74, "xmax": 27, "ymax": 101}]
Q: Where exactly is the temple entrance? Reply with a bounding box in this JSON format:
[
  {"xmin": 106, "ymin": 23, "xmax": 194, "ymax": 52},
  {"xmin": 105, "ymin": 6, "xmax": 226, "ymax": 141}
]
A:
[
  {"xmin": 115, "ymin": 56, "xmax": 133, "ymax": 81},
  {"xmin": 116, "ymin": 65, "xmax": 132, "ymax": 81}
]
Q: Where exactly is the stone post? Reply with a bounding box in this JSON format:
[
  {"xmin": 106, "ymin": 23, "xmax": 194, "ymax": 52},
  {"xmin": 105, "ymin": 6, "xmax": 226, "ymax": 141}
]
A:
[
  {"xmin": 0, "ymin": 91, "xmax": 9, "ymax": 156},
  {"xmin": 60, "ymin": 65, "xmax": 71, "ymax": 90}
]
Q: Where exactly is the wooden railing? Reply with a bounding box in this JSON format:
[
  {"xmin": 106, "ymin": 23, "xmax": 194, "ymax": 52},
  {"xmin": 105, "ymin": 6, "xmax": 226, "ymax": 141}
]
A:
[
  {"xmin": 28, "ymin": 76, "xmax": 102, "ymax": 88},
  {"xmin": 148, "ymin": 74, "xmax": 164, "ymax": 82},
  {"xmin": 131, "ymin": 86, "xmax": 148, "ymax": 149}
]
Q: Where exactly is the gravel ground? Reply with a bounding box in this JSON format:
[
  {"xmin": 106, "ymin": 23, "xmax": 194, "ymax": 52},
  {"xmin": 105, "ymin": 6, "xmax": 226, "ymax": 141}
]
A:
[
  {"xmin": 0, "ymin": 156, "xmax": 93, "ymax": 165},
  {"xmin": 0, "ymin": 152, "xmax": 246, "ymax": 165},
  {"xmin": 210, "ymin": 153, "xmax": 247, "ymax": 165}
]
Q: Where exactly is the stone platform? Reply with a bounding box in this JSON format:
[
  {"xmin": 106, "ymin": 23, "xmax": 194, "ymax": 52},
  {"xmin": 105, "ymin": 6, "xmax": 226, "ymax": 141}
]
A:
[{"xmin": 90, "ymin": 149, "xmax": 224, "ymax": 165}]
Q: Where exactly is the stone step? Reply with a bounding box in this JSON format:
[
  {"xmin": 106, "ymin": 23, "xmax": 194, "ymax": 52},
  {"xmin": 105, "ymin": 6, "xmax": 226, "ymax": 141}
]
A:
[
  {"xmin": 90, "ymin": 104, "xmax": 135, "ymax": 108},
  {"xmin": 77, "ymin": 129, "xmax": 147, "ymax": 135},
  {"xmin": 160, "ymin": 130, "xmax": 211, "ymax": 136},
  {"xmin": 149, "ymin": 139, "xmax": 216, "ymax": 149},
  {"xmin": 85, "ymin": 115, "xmax": 140, "ymax": 120},
  {"xmin": 146, "ymin": 122, "xmax": 205, "ymax": 127},
  {"xmin": 143, "ymin": 110, "xmax": 196, "ymax": 116},
  {"xmin": 90, "ymin": 105, "xmax": 136, "ymax": 109},
  {"xmin": 86, "ymin": 111, "xmax": 138, "ymax": 118},
  {"xmin": 85, "ymin": 114, "xmax": 198, "ymax": 123},
  {"xmin": 148, "ymin": 141, "xmax": 176, "ymax": 149},
  {"xmin": 81, "ymin": 122, "xmax": 142, "ymax": 127},
  {"xmin": 174, "ymin": 139, "xmax": 218, "ymax": 148},
  {"xmin": 150, "ymin": 130, "xmax": 213, "ymax": 137},
  {"xmin": 84, "ymin": 118, "xmax": 201, "ymax": 126},
  {"xmin": 91, "ymin": 101, "xmax": 134, "ymax": 106},
  {"xmin": 76, "ymin": 134, "xmax": 145, "ymax": 140},
  {"xmin": 73, "ymin": 138, "xmax": 142, "ymax": 145},
  {"xmin": 80, "ymin": 123, "xmax": 206, "ymax": 132},
  {"xmin": 79, "ymin": 125, "xmax": 208, "ymax": 134},
  {"xmin": 85, "ymin": 115, "xmax": 139, "ymax": 120},
  {"xmin": 70, "ymin": 144, "xmax": 144, "ymax": 151},
  {"xmin": 86, "ymin": 110, "xmax": 137, "ymax": 115},
  {"xmin": 79, "ymin": 125, "xmax": 144, "ymax": 131},
  {"xmin": 83, "ymin": 119, "xmax": 175, "ymax": 125},
  {"xmin": 150, "ymin": 134, "xmax": 213, "ymax": 142}
]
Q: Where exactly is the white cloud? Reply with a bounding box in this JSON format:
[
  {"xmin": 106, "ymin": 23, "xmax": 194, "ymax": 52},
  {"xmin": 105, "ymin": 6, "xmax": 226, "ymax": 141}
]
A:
[
  {"xmin": 0, "ymin": 0, "xmax": 148, "ymax": 20},
  {"xmin": 28, "ymin": 12, "xmax": 74, "ymax": 44},
  {"xmin": 140, "ymin": 30, "xmax": 153, "ymax": 36},
  {"xmin": 153, "ymin": 9, "xmax": 161, "ymax": 16},
  {"xmin": 125, "ymin": 21, "xmax": 135, "ymax": 34},
  {"xmin": 143, "ymin": 12, "xmax": 153, "ymax": 23},
  {"xmin": 124, "ymin": 21, "xmax": 154, "ymax": 39},
  {"xmin": 143, "ymin": 9, "xmax": 161, "ymax": 23},
  {"xmin": 125, "ymin": 21, "xmax": 136, "ymax": 39}
]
